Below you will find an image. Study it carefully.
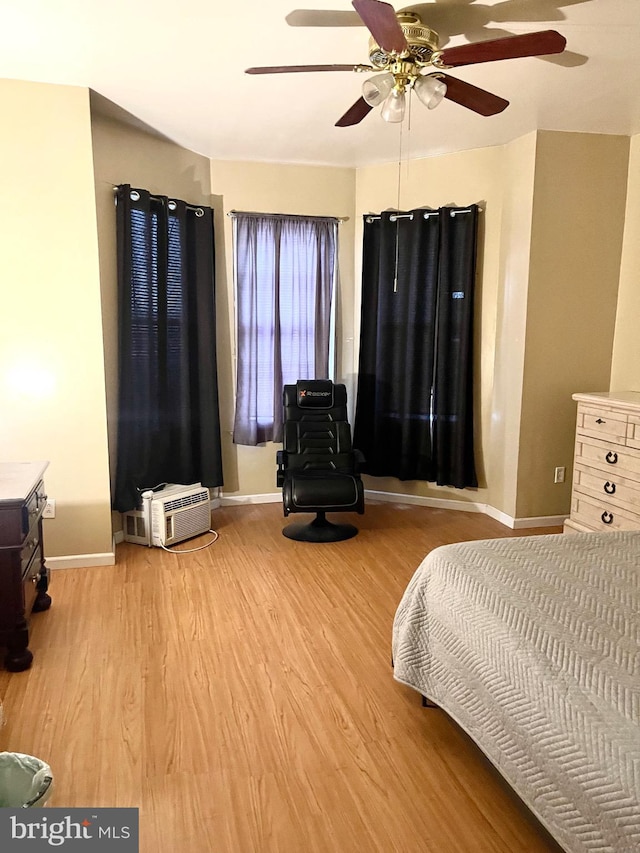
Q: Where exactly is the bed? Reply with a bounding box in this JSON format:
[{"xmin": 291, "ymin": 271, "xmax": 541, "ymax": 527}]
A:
[{"xmin": 392, "ymin": 530, "xmax": 640, "ymax": 853}]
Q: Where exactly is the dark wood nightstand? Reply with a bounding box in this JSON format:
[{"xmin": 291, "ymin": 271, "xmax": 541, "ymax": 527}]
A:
[{"xmin": 0, "ymin": 462, "xmax": 52, "ymax": 670}]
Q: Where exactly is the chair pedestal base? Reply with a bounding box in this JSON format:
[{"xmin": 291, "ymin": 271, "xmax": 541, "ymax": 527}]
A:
[{"xmin": 282, "ymin": 511, "xmax": 359, "ymax": 543}]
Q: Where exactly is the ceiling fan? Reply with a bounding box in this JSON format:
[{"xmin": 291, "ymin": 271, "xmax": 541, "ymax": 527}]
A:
[{"xmin": 245, "ymin": 0, "xmax": 567, "ymax": 126}]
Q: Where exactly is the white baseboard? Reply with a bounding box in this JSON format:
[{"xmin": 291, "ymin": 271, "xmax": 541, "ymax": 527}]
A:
[
  {"xmin": 102, "ymin": 492, "xmax": 566, "ymax": 561},
  {"xmin": 46, "ymin": 551, "xmax": 116, "ymax": 570},
  {"xmin": 366, "ymin": 490, "xmax": 566, "ymax": 529},
  {"xmin": 512, "ymin": 514, "xmax": 568, "ymax": 530},
  {"xmin": 220, "ymin": 492, "xmax": 282, "ymax": 506},
  {"xmin": 483, "ymin": 504, "xmax": 567, "ymax": 529},
  {"xmin": 365, "ymin": 489, "xmax": 485, "ymax": 514},
  {"xmin": 464, "ymin": 504, "xmax": 567, "ymax": 530},
  {"xmin": 220, "ymin": 488, "xmax": 566, "ymax": 530},
  {"xmin": 482, "ymin": 504, "xmax": 514, "ymax": 527}
]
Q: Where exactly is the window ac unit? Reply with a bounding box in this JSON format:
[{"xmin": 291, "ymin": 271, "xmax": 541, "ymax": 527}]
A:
[{"xmin": 122, "ymin": 484, "xmax": 211, "ymax": 547}]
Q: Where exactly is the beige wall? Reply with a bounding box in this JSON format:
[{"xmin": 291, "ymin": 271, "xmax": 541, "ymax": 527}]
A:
[
  {"xmin": 488, "ymin": 132, "xmax": 537, "ymax": 517},
  {"xmin": 0, "ymin": 79, "xmax": 112, "ymax": 558},
  {"xmin": 210, "ymin": 160, "xmax": 356, "ymax": 498},
  {"xmin": 516, "ymin": 132, "xmax": 629, "ymax": 518},
  {"xmin": 5, "ymin": 78, "xmax": 635, "ymax": 556},
  {"xmin": 611, "ymin": 132, "xmax": 640, "ymax": 391}
]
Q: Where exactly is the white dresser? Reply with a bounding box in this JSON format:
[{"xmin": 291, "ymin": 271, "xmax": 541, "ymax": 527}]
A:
[{"xmin": 564, "ymin": 391, "xmax": 640, "ymax": 534}]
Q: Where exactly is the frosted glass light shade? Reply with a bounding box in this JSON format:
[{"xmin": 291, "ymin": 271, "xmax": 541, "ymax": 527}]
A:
[
  {"xmin": 362, "ymin": 73, "xmax": 395, "ymax": 107},
  {"xmin": 414, "ymin": 75, "xmax": 447, "ymax": 109},
  {"xmin": 381, "ymin": 89, "xmax": 406, "ymax": 123}
]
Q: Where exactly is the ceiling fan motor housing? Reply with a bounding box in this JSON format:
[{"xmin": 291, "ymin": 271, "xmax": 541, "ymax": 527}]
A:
[{"xmin": 368, "ymin": 12, "xmax": 439, "ymax": 68}]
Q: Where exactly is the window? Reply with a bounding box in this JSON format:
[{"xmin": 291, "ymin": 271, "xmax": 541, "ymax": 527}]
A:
[
  {"xmin": 112, "ymin": 185, "xmax": 223, "ymax": 512},
  {"xmin": 353, "ymin": 206, "xmax": 478, "ymax": 488},
  {"xmin": 232, "ymin": 213, "xmax": 338, "ymax": 445}
]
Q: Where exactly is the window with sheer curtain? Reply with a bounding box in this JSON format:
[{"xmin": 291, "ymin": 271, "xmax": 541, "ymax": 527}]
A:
[{"xmin": 232, "ymin": 213, "xmax": 338, "ymax": 445}]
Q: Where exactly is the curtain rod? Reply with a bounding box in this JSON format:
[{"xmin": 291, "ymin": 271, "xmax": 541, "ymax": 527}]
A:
[
  {"xmin": 113, "ymin": 186, "xmax": 206, "ymax": 216},
  {"xmin": 365, "ymin": 207, "xmax": 480, "ymax": 223},
  {"xmin": 227, "ymin": 210, "xmax": 349, "ymax": 223}
]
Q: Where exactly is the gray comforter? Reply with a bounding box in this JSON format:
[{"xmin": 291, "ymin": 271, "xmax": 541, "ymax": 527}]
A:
[{"xmin": 392, "ymin": 531, "xmax": 640, "ymax": 853}]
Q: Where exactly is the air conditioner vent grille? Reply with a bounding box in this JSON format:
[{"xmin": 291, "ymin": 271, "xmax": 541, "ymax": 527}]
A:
[
  {"xmin": 171, "ymin": 502, "xmax": 211, "ymax": 542},
  {"xmin": 162, "ymin": 490, "xmax": 209, "ymax": 513}
]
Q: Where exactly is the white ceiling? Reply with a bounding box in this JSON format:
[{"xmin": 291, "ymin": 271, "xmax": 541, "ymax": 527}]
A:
[{"xmin": 0, "ymin": 0, "xmax": 638, "ymax": 168}]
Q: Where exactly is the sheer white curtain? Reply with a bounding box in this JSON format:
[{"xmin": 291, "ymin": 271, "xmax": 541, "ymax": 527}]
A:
[{"xmin": 232, "ymin": 213, "xmax": 338, "ymax": 445}]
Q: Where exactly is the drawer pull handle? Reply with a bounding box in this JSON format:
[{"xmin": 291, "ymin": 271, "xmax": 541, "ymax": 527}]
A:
[
  {"xmin": 605, "ymin": 451, "xmax": 618, "ymax": 464},
  {"xmin": 595, "ymin": 418, "xmax": 606, "ymax": 424},
  {"xmin": 604, "ymin": 481, "xmax": 616, "ymax": 495},
  {"xmin": 601, "ymin": 511, "xmax": 614, "ymax": 525}
]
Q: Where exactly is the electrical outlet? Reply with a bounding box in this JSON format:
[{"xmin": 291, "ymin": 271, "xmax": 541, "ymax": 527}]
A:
[
  {"xmin": 554, "ymin": 467, "xmax": 566, "ymax": 484},
  {"xmin": 42, "ymin": 499, "xmax": 56, "ymax": 519}
]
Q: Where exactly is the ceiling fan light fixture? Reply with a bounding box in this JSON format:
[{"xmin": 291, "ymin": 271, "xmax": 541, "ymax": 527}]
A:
[
  {"xmin": 362, "ymin": 72, "xmax": 395, "ymax": 107},
  {"xmin": 381, "ymin": 88, "xmax": 406, "ymax": 123},
  {"xmin": 414, "ymin": 75, "xmax": 447, "ymax": 110}
]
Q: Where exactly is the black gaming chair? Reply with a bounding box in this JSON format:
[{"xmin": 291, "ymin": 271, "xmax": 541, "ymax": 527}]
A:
[{"xmin": 276, "ymin": 380, "xmax": 365, "ymax": 542}]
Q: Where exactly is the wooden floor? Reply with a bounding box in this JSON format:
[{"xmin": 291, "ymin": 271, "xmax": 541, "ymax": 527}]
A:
[{"xmin": 0, "ymin": 502, "xmax": 565, "ymax": 853}]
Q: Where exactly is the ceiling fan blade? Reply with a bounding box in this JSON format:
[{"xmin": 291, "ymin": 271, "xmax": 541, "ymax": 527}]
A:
[
  {"xmin": 286, "ymin": 10, "xmax": 362, "ymax": 27},
  {"xmin": 245, "ymin": 64, "xmax": 359, "ymax": 74},
  {"xmin": 335, "ymin": 97, "xmax": 374, "ymax": 127},
  {"xmin": 352, "ymin": 0, "xmax": 408, "ymax": 54},
  {"xmin": 439, "ymin": 30, "xmax": 566, "ymax": 67},
  {"xmin": 440, "ymin": 75, "xmax": 509, "ymax": 117}
]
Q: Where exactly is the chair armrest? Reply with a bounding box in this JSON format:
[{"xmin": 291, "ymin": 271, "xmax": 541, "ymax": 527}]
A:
[
  {"xmin": 353, "ymin": 448, "xmax": 366, "ymax": 473},
  {"xmin": 276, "ymin": 449, "xmax": 287, "ymax": 487}
]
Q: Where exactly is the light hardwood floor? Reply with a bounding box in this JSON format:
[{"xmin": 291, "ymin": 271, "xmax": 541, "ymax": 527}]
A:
[{"xmin": 0, "ymin": 502, "xmax": 565, "ymax": 852}]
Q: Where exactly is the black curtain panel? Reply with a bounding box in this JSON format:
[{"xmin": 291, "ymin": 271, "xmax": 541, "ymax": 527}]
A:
[
  {"xmin": 433, "ymin": 207, "xmax": 478, "ymax": 489},
  {"xmin": 113, "ymin": 185, "xmax": 223, "ymax": 512},
  {"xmin": 353, "ymin": 206, "xmax": 478, "ymax": 488}
]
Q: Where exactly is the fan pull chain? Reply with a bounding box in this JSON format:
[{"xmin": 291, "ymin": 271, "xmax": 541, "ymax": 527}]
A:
[
  {"xmin": 393, "ymin": 221, "xmax": 400, "ymax": 293},
  {"xmin": 393, "ymin": 93, "xmax": 414, "ymax": 293},
  {"xmin": 393, "ymin": 116, "xmax": 404, "ymax": 293}
]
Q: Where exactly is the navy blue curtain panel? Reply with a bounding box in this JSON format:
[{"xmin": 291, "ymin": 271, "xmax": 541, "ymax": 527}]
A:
[
  {"xmin": 113, "ymin": 185, "xmax": 224, "ymax": 512},
  {"xmin": 353, "ymin": 206, "xmax": 478, "ymax": 488}
]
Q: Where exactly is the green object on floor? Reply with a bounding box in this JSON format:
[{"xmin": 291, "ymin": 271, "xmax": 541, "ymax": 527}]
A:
[{"xmin": 0, "ymin": 752, "xmax": 53, "ymax": 807}]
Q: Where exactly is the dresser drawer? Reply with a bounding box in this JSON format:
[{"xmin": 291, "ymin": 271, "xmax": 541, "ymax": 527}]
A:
[
  {"xmin": 22, "ymin": 480, "xmax": 47, "ymax": 539},
  {"xmin": 0, "ymin": 462, "xmax": 50, "ymax": 670},
  {"xmin": 567, "ymin": 394, "xmax": 640, "ymax": 536},
  {"xmin": 576, "ymin": 404, "xmax": 628, "ymax": 444},
  {"xmin": 571, "ymin": 493, "xmax": 640, "ymax": 532},
  {"xmin": 574, "ymin": 435, "xmax": 640, "ymax": 480},
  {"xmin": 573, "ymin": 463, "xmax": 640, "ymax": 514},
  {"xmin": 628, "ymin": 415, "xmax": 640, "ymax": 451},
  {"xmin": 20, "ymin": 530, "xmax": 40, "ymax": 576},
  {"xmin": 0, "ymin": 480, "xmax": 47, "ymax": 546},
  {"xmin": 22, "ymin": 544, "xmax": 42, "ymax": 616}
]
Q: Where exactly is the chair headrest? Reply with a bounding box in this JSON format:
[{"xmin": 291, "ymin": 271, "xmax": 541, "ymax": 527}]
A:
[
  {"xmin": 296, "ymin": 379, "xmax": 334, "ymax": 408},
  {"xmin": 282, "ymin": 381, "xmax": 348, "ymax": 411}
]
